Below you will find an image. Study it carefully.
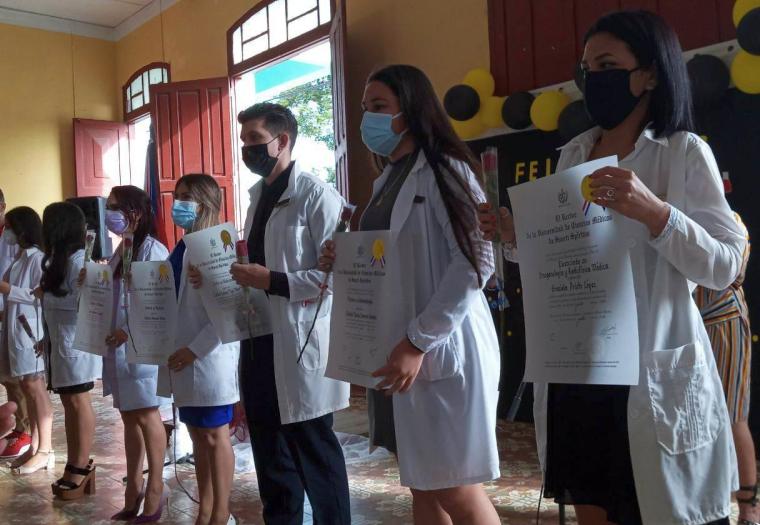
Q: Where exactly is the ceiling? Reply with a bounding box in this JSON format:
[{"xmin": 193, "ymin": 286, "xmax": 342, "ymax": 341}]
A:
[{"xmin": 0, "ymin": 0, "xmax": 152, "ymax": 28}]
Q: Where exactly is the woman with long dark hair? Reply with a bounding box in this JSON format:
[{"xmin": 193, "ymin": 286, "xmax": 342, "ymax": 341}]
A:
[
  {"xmin": 481, "ymin": 10, "xmax": 744, "ymax": 525},
  {"xmin": 321, "ymin": 65, "xmax": 501, "ymax": 524},
  {"xmin": 0, "ymin": 207, "xmax": 51, "ymax": 475},
  {"xmin": 80, "ymin": 185, "xmax": 170, "ymax": 521},
  {"xmin": 40, "ymin": 202, "xmax": 100, "ymax": 498}
]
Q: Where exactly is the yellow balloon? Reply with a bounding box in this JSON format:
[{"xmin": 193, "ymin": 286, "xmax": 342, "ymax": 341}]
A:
[
  {"xmin": 530, "ymin": 90, "xmax": 570, "ymax": 132},
  {"xmin": 734, "ymin": 0, "xmax": 760, "ymax": 26},
  {"xmin": 463, "ymin": 68, "xmax": 495, "ymax": 100},
  {"xmin": 731, "ymin": 50, "xmax": 760, "ymax": 94},
  {"xmin": 451, "ymin": 117, "xmax": 486, "ymax": 140},
  {"xmin": 481, "ymin": 96, "xmax": 506, "ymax": 128}
]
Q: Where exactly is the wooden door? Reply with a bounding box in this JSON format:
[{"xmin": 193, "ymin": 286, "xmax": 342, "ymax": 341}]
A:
[
  {"xmin": 330, "ymin": 0, "xmax": 349, "ymax": 199},
  {"xmin": 73, "ymin": 119, "xmax": 130, "ymax": 197},
  {"xmin": 151, "ymin": 78, "xmax": 236, "ymax": 248}
]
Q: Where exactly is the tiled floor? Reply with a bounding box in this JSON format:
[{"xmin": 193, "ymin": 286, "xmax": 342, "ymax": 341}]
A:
[{"xmin": 0, "ymin": 383, "xmax": 740, "ymax": 524}]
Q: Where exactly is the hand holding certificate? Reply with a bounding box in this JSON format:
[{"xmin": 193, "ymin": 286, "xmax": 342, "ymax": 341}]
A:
[
  {"xmin": 74, "ymin": 262, "xmax": 114, "ymax": 356},
  {"xmin": 326, "ymin": 230, "xmax": 405, "ymax": 388},
  {"xmin": 183, "ymin": 223, "xmax": 271, "ymax": 343},
  {"xmin": 125, "ymin": 261, "xmax": 178, "ymax": 365},
  {"xmin": 508, "ymin": 156, "xmax": 640, "ymax": 385}
]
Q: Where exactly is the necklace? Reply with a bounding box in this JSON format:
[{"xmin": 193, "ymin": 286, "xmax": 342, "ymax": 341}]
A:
[{"xmin": 373, "ymin": 153, "xmax": 416, "ymax": 207}]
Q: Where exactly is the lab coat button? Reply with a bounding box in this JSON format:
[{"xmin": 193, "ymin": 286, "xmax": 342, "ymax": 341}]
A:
[{"xmin": 628, "ymin": 238, "xmax": 637, "ymax": 248}]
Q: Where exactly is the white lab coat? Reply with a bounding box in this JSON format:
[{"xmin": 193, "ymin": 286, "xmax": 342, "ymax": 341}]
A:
[
  {"xmin": 43, "ymin": 250, "xmax": 102, "ymax": 389},
  {"xmin": 157, "ymin": 245, "xmax": 240, "ymax": 408},
  {"xmin": 0, "ymin": 247, "xmax": 44, "ymax": 380},
  {"xmin": 376, "ymin": 152, "xmax": 501, "ymax": 490},
  {"xmin": 527, "ymin": 128, "xmax": 745, "ymax": 524},
  {"xmin": 102, "ymin": 236, "xmax": 170, "ymax": 411},
  {"xmin": 243, "ymin": 162, "xmax": 349, "ymax": 424}
]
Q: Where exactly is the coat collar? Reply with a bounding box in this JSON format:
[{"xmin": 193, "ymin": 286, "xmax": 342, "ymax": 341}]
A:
[
  {"xmin": 248, "ymin": 160, "xmax": 301, "ymax": 205},
  {"xmin": 368, "ymin": 150, "xmax": 427, "ymax": 234},
  {"xmin": 558, "ymin": 124, "xmax": 670, "ymax": 161}
]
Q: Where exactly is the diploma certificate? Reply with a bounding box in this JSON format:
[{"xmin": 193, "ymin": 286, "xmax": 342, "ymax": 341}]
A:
[
  {"xmin": 73, "ymin": 262, "xmax": 113, "ymax": 357},
  {"xmin": 183, "ymin": 223, "xmax": 271, "ymax": 343},
  {"xmin": 508, "ymin": 156, "xmax": 640, "ymax": 385},
  {"xmin": 326, "ymin": 231, "xmax": 404, "ymax": 388},
  {"xmin": 125, "ymin": 261, "xmax": 178, "ymax": 365}
]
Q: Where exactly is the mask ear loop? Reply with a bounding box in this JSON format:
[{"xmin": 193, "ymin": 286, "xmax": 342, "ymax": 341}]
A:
[{"xmin": 390, "ymin": 112, "xmax": 409, "ymax": 138}]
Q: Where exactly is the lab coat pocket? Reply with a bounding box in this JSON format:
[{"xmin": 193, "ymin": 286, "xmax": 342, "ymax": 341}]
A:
[
  {"xmin": 57, "ymin": 324, "xmax": 79, "ymax": 358},
  {"xmin": 285, "ymin": 226, "xmax": 314, "ymax": 270},
  {"xmin": 645, "ymin": 341, "xmax": 723, "ymax": 455},
  {"xmin": 297, "ymin": 315, "xmax": 328, "ymax": 371},
  {"xmin": 417, "ymin": 335, "xmax": 463, "ymax": 382}
]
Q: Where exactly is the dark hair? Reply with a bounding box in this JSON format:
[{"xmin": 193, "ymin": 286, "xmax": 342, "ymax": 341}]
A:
[
  {"xmin": 584, "ymin": 10, "xmax": 694, "ymax": 137},
  {"xmin": 237, "ymin": 102, "xmax": 299, "ymax": 150},
  {"xmin": 5, "ymin": 207, "xmax": 42, "ymax": 249},
  {"xmin": 109, "ymin": 185, "xmax": 155, "ymax": 275},
  {"xmin": 175, "ymin": 174, "xmax": 221, "ymax": 232},
  {"xmin": 367, "ymin": 65, "xmax": 485, "ymax": 286},
  {"xmin": 40, "ymin": 203, "xmax": 86, "ymax": 297}
]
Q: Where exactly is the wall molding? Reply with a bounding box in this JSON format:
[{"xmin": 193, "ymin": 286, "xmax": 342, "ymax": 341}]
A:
[{"xmin": 0, "ymin": 0, "xmax": 179, "ymax": 42}]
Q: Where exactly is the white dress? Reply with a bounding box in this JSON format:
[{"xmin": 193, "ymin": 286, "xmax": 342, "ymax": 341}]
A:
[
  {"xmin": 102, "ymin": 236, "xmax": 170, "ymax": 411},
  {"xmin": 43, "ymin": 249, "xmax": 102, "ymax": 389}
]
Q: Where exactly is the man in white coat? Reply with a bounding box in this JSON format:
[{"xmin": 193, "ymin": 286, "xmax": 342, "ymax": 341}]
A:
[
  {"xmin": 230, "ymin": 103, "xmax": 350, "ymax": 525},
  {"xmin": 0, "ymin": 187, "xmax": 27, "ymax": 460}
]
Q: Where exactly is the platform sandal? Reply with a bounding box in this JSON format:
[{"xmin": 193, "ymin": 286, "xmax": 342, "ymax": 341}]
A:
[{"xmin": 51, "ymin": 460, "xmax": 96, "ymax": 500}]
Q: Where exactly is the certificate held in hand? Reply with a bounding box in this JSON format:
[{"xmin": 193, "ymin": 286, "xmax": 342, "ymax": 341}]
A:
[
  {"xmin": 183, "ymin": 223, "xmax": 271, "ymax": 343},
  {"xmin": 326, "ymin": 230, "xmax": 405, "ymax": 389},
  {"xmin": 125, "ymin": 261, "xmax": 178, "ymax": 365},
  {"xmin": 73, "ymin": 261, "xmax": 114, "ymax": 357}
]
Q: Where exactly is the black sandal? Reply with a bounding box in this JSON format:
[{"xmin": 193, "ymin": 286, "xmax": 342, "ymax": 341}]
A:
[
  {"xmin": 738, "ymin": 484, "xmax": 760, "ymax": 525},
  {"xmin": 51, "ymin": 460, "xmax": 96, "ymax": 500}
]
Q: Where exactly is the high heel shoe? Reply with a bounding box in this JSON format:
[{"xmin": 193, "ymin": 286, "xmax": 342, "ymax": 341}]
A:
[
  {"xmin": 51, "ymin": 460, "xmax": 96, "ymax": 500},
  {"xmin": 11, "ymin": 450, "xmax": 55, "ymax": 475},
  {"xmin": 132, "ymin": 485, "xmax": 168, "ymax": 523},
  {"xmin": 110, "ymin": 480, "xmax": 146, "ymax": 521}
]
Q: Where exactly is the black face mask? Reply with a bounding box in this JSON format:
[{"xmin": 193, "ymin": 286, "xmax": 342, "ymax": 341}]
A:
[
  {"xmin": 242, "ymin": 136, "xmax": 281, "ymax": 176},
  {"xmin": 583, "ymin": 68, "xmax": 643, "ymax": 130}
]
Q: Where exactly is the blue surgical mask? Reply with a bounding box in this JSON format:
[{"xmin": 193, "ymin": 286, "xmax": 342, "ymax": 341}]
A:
[
  {"xmin": 172, "ymin": 200, "xmax": 198, "ymax": 230},
  {"xmin": 2, "ymin": 228, "xmax": 17, "ymax": 246},
  {"xmin": 360, "ymin": 111, "xmax": 407, "ymax": 157},
  {"xmin": 105, "ymin": 210, "xmax": 129, "ymax": 235}
]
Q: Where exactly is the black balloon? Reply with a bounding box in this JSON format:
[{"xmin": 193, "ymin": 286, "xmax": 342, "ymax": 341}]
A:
[
  {"xmin": 558, "ymin": 100, "xmax": 595, "ymax": 142},
  {"xmin": 687, "ymin": 54, "xmax": 729, "ymax": 107},
  {"xmin": 443, "ymin": 84, "xmax": 480, "ymax": 121},
  {"xmin": 502, "ymin": 91, "xmax": 535, "ymax": 129},
  {"xmin": 738, "ymin": 8, "xmax": 760, "ymax": 55}
]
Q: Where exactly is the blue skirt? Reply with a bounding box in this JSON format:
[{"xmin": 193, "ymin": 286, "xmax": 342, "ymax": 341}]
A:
[{"xmin": 178, "ymin": 404, "xmax": 234, "ymax": 429}]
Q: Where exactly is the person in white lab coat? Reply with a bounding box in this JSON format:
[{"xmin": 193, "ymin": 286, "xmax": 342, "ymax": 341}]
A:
[
  {"xmin": 480, "ymin": 10, "xmax": 745, "ymax": 525},
  {"xmin": 227, "ymin": 102, "xmax": 350, "ymax": 524},
  {"xmin": 0, "ymin": 207, "xmax": 53, "ymax": 475},
  {"xmin": 158, "ymin": 174, "xmax": 240, "ymax": 525},
  {"xmin": 320, "ymin": 65, "xmax": 501, "ymax": 525},
  {"xmin": 80, "ymin": 185, "xmax": 169, "ymax": 521},
  {"xmin": 39, "ymin": 202, "xmax": 100, "ymax": 498},
  {"xmin": 0, "ymin": 188, "xmax": 27, "ymax": 462}
]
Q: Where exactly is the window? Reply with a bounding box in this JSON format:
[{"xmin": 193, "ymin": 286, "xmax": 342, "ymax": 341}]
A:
[
  {"xmin": 228, "ymin": 0, "xmax": 333, "ymax": 76},
  {"xmin": 122, "ymin": 63, "xmax": 170, "ymax": 121}
]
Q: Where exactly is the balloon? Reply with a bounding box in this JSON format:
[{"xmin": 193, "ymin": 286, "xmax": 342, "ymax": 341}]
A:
[
  {"xmin": 687, "ymin": 54, "xmax": 730, "ymax": 107},
  {"xmin": 731, "ymin": 50, "xmax": 760, "ymax": 95},
  {"xmin": 558, "ymin": 100, "xmax": 595, "ymax": 142},
  {"xmin": 450, "ymin": 117, "xmax": 486, "ymax": 140},
  {"xmin": 734, "ymin": 0, "xmax": 760, "ymax": 26},
  {"xmin": 462, "ymin": 68, "xmax": 495, "ymax": 100},
  {"xmin": 443, "ymin": 84, "xmax": 481, "ymax": 121},
  {"xmin": 738, "ymin": 8, "xmax": 760, "ymax": 55},
  {"xmin": 530, "ymin": 90, "xmax": 570, "ymax": 132},
  {"xmin": 502, "ymin": 91, "xmax": 535, "ymax": 129},
  {"xmin": 481, "ymin": 96, "xmax": 506, "ymax": 128}
]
